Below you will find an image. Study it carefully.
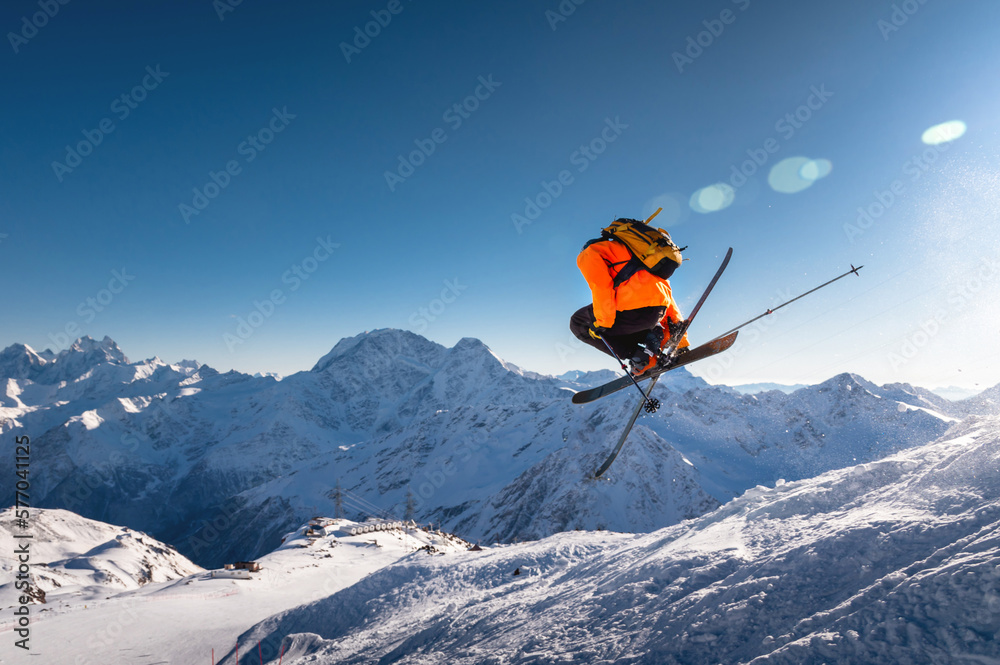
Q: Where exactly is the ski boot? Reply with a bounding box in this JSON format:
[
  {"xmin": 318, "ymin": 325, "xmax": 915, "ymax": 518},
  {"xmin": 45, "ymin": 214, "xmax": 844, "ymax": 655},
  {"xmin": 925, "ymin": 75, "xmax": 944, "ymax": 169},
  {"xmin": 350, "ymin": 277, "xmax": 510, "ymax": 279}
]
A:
[{"xmin": 628, "ymin": 324, "xmax": 665, "ymax": 376}]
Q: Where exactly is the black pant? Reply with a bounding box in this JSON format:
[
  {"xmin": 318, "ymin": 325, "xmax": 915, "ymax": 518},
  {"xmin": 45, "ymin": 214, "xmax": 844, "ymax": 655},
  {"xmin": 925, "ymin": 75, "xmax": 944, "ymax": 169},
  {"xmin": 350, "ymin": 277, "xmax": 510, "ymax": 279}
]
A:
[{"xmin": 570, "ymin": 305, "xmax": 665, "ymax": 360}]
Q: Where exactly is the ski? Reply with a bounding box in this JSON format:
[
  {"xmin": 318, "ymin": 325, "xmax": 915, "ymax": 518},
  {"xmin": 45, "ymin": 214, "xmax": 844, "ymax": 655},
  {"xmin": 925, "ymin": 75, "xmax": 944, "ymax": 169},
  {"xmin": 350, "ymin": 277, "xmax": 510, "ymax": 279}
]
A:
[
  {"xmin": 590, "ymin": 333, "xmax": 737, "ymax": 479},
  {"xmin": 593, "ymin": 374, "xmax": 663, "ymax": 478},
  {"xmin": 586, "ymin": 247, "xmax": 734, "ymax": 479},
  {"xmin": 573, "ymin": 247, "xmax": 734, "ymax": 406},
  {"xmin": 573, "ymin": 330, "xmax": 738, "ymax": 405}
]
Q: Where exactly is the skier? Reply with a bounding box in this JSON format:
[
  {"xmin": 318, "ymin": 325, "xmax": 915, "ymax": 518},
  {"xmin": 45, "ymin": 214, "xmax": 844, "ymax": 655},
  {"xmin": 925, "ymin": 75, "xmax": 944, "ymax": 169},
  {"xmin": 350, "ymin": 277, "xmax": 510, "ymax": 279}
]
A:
[{"xmin": 570, "ymin": 216, "xmax": 690, "ymax": 376}]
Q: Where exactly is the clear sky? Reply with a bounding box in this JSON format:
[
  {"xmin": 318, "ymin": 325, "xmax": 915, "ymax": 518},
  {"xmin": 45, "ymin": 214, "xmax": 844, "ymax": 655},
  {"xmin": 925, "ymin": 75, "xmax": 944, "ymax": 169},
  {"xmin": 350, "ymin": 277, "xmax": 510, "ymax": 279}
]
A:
[{"xmin": 2, "ymin": 0, "xmax": 999, "ymax": 390}]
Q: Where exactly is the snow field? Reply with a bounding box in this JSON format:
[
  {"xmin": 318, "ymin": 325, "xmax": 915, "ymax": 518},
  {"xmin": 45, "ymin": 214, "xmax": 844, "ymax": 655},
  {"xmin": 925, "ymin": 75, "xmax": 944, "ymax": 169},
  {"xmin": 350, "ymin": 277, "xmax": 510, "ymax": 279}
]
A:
[{"xmin": 0, "ymin": 517, "xmax": 469, "ymax": 664}]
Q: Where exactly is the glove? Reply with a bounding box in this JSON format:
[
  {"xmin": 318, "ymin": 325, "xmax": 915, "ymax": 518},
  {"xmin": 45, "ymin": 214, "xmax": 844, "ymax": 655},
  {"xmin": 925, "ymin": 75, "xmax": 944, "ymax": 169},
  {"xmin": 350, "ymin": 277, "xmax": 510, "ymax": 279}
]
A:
[
  {"xmin": 588, "ymin": 324, "xmax": 610, "ymax": 340},
  {"xmin": 665, "ymin": 318, "xmax": 684, "ymax": 339},
  {"xmin": 664, "ymin": 318, "xmax": 685, "ymax": 349}
]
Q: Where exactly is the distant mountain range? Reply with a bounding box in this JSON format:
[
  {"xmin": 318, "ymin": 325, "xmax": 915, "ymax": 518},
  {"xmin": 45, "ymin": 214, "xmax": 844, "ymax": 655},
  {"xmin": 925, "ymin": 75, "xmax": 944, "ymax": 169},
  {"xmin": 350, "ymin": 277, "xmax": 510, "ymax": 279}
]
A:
[
  {"xmin": 728, "ymin": 381, "xmax": 809, "ymax": 394},
  {"xmin": 1, "ymin": 331, "xmax": 995, "ymax": 569},
  {"xmin": 728, "ymin": 381, "xmax": 985, "ymax": 401}
]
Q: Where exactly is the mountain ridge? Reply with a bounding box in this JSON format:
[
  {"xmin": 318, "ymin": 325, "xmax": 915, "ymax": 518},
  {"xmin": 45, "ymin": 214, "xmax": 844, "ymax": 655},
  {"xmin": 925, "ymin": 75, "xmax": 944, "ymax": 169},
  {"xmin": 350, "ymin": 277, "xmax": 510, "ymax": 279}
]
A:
[{"xmin": 2, "ymin": 330, "xmax": 995, "ymax": 569}]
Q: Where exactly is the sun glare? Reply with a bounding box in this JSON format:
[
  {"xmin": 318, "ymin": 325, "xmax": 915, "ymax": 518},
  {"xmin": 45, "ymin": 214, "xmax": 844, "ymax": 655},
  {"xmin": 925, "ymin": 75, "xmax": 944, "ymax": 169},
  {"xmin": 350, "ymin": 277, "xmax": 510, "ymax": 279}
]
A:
[
  {"xmin": 921, "ymin": 120, "xmax": 967, "ymax": 145},
  {"xmin": 689, "ymin": 183, "xmax": 736, "ymax": 213}
]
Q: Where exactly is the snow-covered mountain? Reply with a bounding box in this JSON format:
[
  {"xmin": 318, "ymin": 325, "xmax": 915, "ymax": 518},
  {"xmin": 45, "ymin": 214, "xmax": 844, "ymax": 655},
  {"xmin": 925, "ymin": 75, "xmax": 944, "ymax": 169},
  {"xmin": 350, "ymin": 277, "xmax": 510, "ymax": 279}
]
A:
[
  {"xmin": 224, "ymin": 416, "xmax": 1000, "ymax": 665},
  {"xmin": 930, "ymin": 385, "xmax": 984, "ymax": 401},
  {"xmin": 0, "ymin": 335, "xmax": 128, "ymax": 386},
  {"xmin": 1, "ymin": 331, "xmax": 994, "ymax": 570},
  {"xmin": 729, "ymin": 381, "xmax": 809, "ymax": 394},
  {"xmin": 8, "ymin": 416, "xmax": 998, "ymax": 664},
  {"xmin": 0, "ymin": 515, "xmax": 471, "ymax": 664},
  {"xmin": 0, "ymin": 508, "xmax": 201, "ymax": 607}
]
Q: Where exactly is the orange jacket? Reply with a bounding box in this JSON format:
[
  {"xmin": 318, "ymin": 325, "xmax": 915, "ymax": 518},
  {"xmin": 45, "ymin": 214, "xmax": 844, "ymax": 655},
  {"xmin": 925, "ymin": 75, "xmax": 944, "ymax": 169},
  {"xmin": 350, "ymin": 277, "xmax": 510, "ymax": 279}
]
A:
[{"xmin": 577, "ymin": 239, "xmax": 688, "ymax": 346}]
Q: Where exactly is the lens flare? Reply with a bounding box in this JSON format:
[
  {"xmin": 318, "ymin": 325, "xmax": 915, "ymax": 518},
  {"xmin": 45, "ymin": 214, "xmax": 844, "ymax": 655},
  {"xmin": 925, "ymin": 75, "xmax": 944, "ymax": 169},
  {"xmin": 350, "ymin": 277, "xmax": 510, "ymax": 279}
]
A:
[
  {"xmin": 768, "ymin": 157, "xmax": 813, "ymax": 193},
  {"xmin": 800, "ymin": 158, "xmax": 833, "ymax": 181},
  {"xmin": 689, "ymin": 183, "xmax": 735, "ymax": 213},
  {"xmin": 921, "ymin": 120, "xmax": 966, "ymax": 145},
  {"xmin": 644, "ymin": 193, "xmax": 686, "ymax": 226}
]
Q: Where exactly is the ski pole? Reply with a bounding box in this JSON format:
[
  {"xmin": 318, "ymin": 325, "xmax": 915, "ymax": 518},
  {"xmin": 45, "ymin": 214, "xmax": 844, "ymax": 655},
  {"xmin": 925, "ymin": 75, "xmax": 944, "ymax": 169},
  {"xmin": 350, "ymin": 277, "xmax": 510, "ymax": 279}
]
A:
[
  {"xmin": 597, "ymin": 334, "xmax": 660, "ymax": 413},
  {"xmin": 715, "ymin": 264, "xmax": 863, "ymax": 339}
]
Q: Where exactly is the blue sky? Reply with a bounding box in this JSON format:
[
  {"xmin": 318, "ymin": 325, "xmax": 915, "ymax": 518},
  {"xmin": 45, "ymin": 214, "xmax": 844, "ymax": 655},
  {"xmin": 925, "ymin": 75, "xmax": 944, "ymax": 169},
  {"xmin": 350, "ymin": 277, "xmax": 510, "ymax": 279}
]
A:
[{"xmin": 2, "ymin": 0, "xmax": 999, "ymax": 390}]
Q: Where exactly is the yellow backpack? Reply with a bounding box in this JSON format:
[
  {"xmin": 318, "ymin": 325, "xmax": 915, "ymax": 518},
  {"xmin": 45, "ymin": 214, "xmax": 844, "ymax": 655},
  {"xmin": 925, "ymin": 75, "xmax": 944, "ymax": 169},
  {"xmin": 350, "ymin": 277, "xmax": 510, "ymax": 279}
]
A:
[{"xmin": 600, "ymin": 214, "xmax": 684, "ymax": 287}]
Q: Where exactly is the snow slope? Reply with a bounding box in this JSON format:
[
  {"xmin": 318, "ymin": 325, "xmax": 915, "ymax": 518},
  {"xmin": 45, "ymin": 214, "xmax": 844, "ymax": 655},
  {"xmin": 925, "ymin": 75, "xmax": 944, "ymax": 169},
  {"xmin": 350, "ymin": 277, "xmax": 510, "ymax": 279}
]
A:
[
  {"xmin": 2, "ymin": 418, "xmax": 998, "ymax": 664},
  {"xmin": 224, "ymin": 416, "xmax": 1000, "ymax": 665},
  {"xmin": 0, "ymin": 517, "xmax": 469, "ymax": 665},
  {"xmin": 0, "ymin": 508, "xmax": 201, "ymax": 606}
]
